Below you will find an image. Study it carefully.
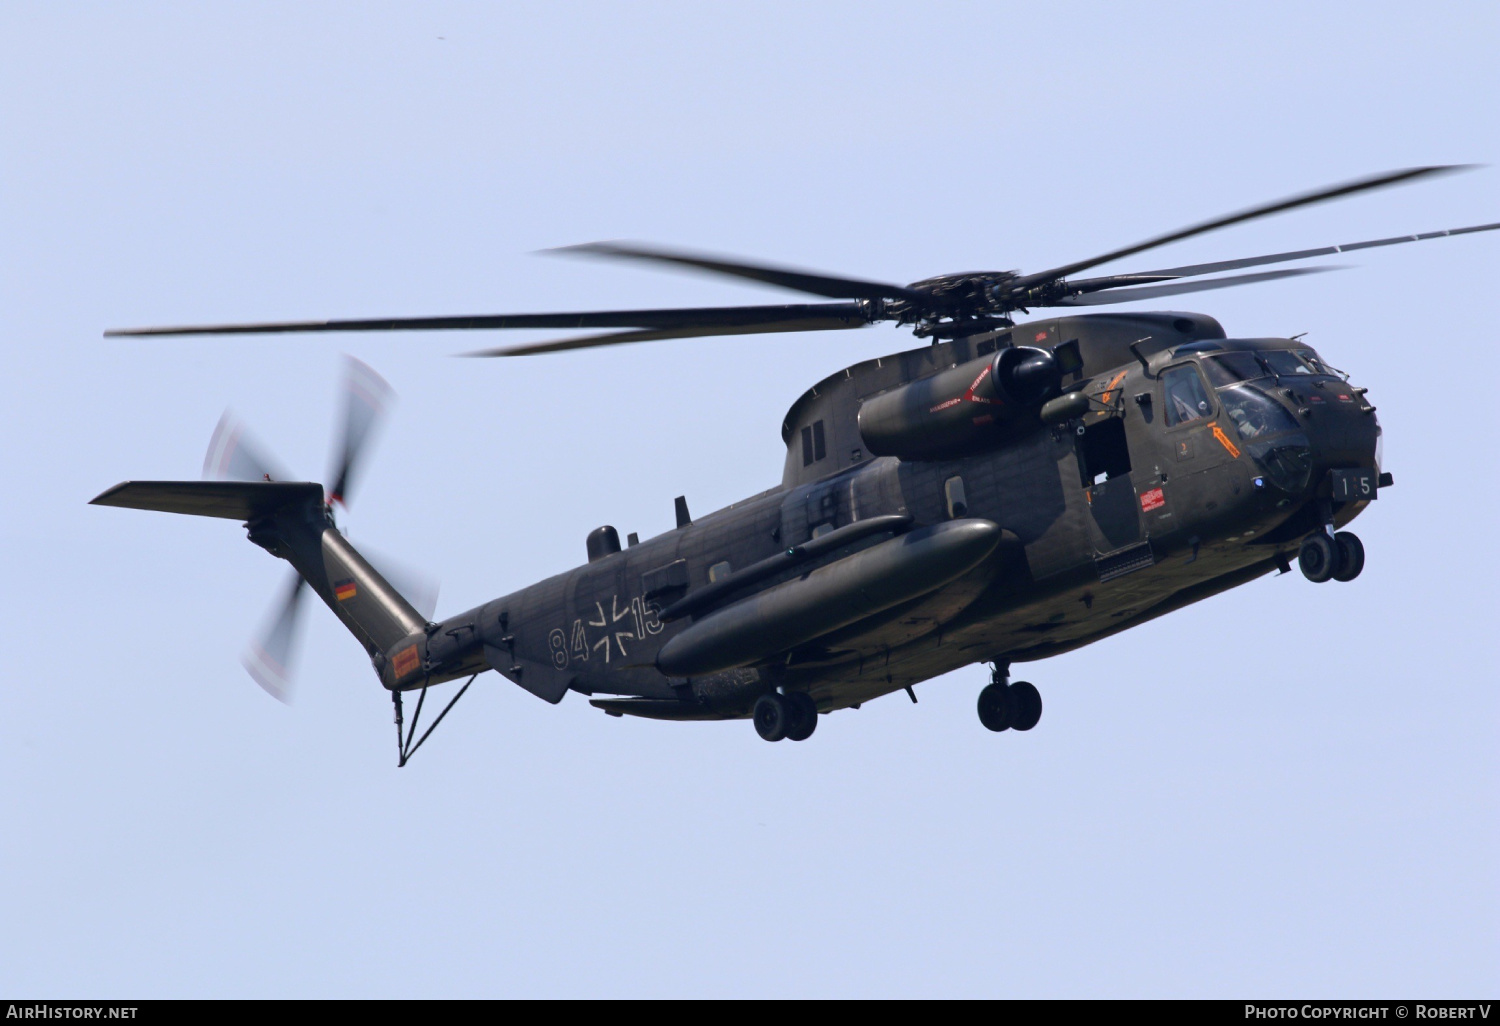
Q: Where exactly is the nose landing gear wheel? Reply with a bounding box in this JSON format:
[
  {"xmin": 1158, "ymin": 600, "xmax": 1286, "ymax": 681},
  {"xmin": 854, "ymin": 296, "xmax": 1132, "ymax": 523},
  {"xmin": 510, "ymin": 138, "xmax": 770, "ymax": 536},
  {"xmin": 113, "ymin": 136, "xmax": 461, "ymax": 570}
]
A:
[
  {"xmin": 1332, "ymin": 531, "xmax": 1365, "ymax": 581},
  {"xmin": 1009, "ymin": 681, "xmax": 1043, "ymax": 731},
  {"xmin": 1299, "ymin": 533, "xmax": 1337, "ymax": 583},
  {"xmin": 978, "ymin": 682, "xmax": 1015, "ymax": 732},
  {"xmin": 753, "ymin": 693, "xmax": 790, "ymax": 742},
  {"xmin": 784, "ymin": 692, "xmax": 818, "ymax": 741}
]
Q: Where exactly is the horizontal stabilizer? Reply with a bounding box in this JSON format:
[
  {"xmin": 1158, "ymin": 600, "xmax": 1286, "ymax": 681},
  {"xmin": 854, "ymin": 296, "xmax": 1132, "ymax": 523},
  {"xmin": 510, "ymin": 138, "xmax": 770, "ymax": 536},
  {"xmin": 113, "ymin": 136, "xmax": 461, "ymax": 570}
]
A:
[{"xmin": 90, "ymin": 480, "xmax": 323, "ymax": 520}]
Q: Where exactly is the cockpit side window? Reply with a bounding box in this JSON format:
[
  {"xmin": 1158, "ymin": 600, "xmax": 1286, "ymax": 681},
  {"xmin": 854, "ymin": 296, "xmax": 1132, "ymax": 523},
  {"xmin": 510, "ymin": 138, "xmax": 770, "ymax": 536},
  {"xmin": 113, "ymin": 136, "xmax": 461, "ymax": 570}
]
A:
[{"xmin": 1162, "ymin": 365, "xmax": 1213, "ymax": 427}]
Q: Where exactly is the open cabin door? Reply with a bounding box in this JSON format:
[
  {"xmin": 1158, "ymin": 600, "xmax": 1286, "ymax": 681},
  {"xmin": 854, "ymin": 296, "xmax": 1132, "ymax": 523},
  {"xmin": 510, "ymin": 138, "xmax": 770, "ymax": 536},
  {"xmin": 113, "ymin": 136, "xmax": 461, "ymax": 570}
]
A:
[{"xmin": 1074, "ymin": 372, "xmax": 1144, "ymax": 559}]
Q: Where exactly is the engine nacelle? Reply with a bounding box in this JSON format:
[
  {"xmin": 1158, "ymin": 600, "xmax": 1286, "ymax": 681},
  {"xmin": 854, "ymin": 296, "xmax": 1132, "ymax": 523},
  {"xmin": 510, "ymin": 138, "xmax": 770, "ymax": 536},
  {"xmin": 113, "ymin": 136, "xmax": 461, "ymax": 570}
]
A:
[
  {"xmin": 993, "ymin": 345, "xmax": 1063, "ymax": 404},
  {"xmin": 857, "ymin": 347, "xmax": 1063, "ymax": 460}
]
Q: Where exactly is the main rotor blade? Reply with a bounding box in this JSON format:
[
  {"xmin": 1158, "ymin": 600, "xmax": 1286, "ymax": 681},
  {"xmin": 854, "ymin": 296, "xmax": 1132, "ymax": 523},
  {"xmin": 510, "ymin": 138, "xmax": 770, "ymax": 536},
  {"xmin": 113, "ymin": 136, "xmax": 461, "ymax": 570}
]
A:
[
  {"xmin": 1124, "ymin": 219, "xmax": 1500, "ymax": 280},
  {"xmin": 106, "ymin": 303, "xmax": 865, "ymax": 338},
  {"xmin": 242, "ymin": 573, "xmax": 307, "ymax": 703},
  {"xmin": 463, "ymin": 310, "xmax": 869, "ymax": 357},
  {"xmin": 327, "ymin": 355, "xmax": 394, "ymax": 508},
  {"xmin": 1048, "ymin": 266, "xmax": 1339, "ymax": 307},
  {"xmin": 1012, "ymin": 165, "xmax": 1472, "ymax": 291},
  {"xmin": 202, "ymin": 411, "xmax": 292, "ymax": 483},
  {"xmin": 548, "ymin": 241, "xmax": 926, "ymax": 303}
]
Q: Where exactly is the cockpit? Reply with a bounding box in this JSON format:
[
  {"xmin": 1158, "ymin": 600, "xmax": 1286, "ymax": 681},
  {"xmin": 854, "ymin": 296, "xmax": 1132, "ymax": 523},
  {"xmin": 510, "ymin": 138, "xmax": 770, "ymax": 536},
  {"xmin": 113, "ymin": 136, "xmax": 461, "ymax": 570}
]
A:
[{"xmin": 1161, "ymin": 340, "xmax": 1349, "ymax": 495}]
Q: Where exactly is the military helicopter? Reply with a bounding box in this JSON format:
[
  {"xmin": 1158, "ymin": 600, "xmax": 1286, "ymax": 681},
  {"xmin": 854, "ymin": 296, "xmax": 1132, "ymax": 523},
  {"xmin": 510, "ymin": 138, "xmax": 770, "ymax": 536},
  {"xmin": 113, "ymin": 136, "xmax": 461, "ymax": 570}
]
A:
[{"xmin": 93, "ymin": 166, "xmax": 1499, "ymax": 758}]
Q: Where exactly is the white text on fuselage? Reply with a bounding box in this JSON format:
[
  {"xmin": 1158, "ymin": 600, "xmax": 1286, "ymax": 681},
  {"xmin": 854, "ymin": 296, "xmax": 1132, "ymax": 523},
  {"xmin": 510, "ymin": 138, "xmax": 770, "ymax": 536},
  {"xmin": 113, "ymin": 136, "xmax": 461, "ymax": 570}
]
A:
[{"xmin": 550, "ymin": 595, "xmax": 663, "ymax": 668}]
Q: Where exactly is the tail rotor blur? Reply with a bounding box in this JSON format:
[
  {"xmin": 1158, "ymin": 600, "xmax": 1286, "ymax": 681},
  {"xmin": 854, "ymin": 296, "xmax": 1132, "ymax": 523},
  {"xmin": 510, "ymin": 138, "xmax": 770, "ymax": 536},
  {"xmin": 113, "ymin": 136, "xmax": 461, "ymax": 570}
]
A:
[
  {"xmin": 202, "ymin": 412, "xmax": 290, "ymax": 483},
  {"xmin": 328, "ymin": 355, "xmax": 395, "ymax": 509},
  {"xmin": 242, "ymin": 574, "xmax": 307, "ymax": 703},
  {"xmin": 200, "ymin": 357, "xmax": 427, "ymax": 701}
]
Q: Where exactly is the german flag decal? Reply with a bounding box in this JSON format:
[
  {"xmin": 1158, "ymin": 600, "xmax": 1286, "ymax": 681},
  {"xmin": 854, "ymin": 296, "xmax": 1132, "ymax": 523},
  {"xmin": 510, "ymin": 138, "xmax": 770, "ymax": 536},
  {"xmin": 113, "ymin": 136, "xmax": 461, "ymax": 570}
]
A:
[
  {"xmin": 334, "ymin": 579, "xmax": 357, "ymax": 602},
  {"xmin": 392, "ymin": 645, "xmax": 420, "ymax": 680}
]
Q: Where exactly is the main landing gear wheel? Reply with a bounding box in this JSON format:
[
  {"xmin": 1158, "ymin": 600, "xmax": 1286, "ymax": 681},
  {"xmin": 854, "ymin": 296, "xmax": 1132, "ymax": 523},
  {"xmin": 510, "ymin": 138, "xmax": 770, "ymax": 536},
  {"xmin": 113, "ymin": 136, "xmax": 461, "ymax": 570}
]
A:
[
  {"xmin": 784, "ymin": 692, "xmax": 818, "ymax": 742},
  {"xmin": 1332, "ymin": 531, "xmax": 1365, "ymax": 582},
  {"xmin": 753, "ymin": 693, "xmax": 790, "ymax": 742},
  {"xmin": 1298, "ymin": 533, "xmax": 1338, "ymax": 583},
  {"xmin": 978, "ymin": 682, "xmax": 1015, "ymax": 732},
  {"xmin": 1300, "ymin": 531, "xmax": 1365, "ymax": 583},
  {"xmin": 1009, "ymin": 681, "xmax": 1043, "ymax": 731},
  {"xmin": 979, "ymin": 676, "xmax": 1044, "ymax": 733}
]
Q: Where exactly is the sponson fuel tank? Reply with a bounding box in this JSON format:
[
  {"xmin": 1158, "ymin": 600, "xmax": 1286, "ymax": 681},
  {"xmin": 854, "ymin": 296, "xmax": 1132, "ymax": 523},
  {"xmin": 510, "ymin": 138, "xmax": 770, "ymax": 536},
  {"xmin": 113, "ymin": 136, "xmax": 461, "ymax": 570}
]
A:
[{"xmin": 656, "ymin": 518, "xmax": 1003, "ymax": 677}]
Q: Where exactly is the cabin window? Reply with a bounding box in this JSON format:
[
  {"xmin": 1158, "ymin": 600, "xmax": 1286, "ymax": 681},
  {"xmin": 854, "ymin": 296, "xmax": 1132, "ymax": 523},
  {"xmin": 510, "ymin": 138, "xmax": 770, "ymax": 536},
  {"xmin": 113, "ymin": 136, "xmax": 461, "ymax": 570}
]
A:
[
  {"xmin": 811, "ymin": 523, "xmax": 834, "ymax": 539},
  {"xmin": 944, "ymin": 476, "xmax": 969, "ymax": 518},
  {"xmin": 1162, "ymin": 365, "xmax": 1213, "ymax": 426},
  {"xmin": 708, "ymin": 561, "xmax": 732, "ymax": 583},
  {"xmin": 801, "ymin": 420, "xmax": 827, "ymax": 466},
  {"xmin": 1077, "ymin": 418, "xmax": 1132, "ymax": 487}
]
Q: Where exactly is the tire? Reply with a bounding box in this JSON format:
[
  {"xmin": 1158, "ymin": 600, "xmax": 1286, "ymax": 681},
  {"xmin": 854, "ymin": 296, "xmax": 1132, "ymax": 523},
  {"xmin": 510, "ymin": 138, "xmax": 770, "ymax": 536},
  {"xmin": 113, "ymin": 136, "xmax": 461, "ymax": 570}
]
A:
[
  {"xmin": 1299, "ymin": 533, "xmax": 1337, "ymax": 583},
  {"xmin": 753, "ymin": 693, "xmax": 789, "ymax": 742},
  {"xmin": 1009, "ymin": 681, "xmax": 1043, "ymax": 731},
  {"xmin": 1332, "ymin": 531, "xmax": 1365, "ymax": 582},
  {"xmin": 977, "ymin": 682, "xmax": 1014, "ymax": 732},
  {"xmin": 784, "ymin": 692, "xmax": 819, "ymax": 742}
]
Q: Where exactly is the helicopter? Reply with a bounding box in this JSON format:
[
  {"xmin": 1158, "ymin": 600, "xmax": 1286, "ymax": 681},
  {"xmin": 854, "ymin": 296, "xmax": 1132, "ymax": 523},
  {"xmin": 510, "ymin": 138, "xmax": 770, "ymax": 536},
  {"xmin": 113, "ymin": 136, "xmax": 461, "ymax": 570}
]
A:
[{"xmin": 92, "ymin": 165, "xmax": 1500, "ymax": 758}]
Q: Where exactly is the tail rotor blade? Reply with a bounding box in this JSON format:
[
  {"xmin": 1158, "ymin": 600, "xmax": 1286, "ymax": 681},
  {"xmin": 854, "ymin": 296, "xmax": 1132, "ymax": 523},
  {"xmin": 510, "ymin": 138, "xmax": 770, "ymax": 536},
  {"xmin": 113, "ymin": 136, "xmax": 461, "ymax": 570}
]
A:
[
  {"xmin": 242, "ymin": 574, "xmax": 307, "ymax": 703},
  {"xmin": 327, "ymin": 355, "xmax": 395, "ymax": 508},
  {"xmin": 202, "ymin": 411, "xmax": 292, "ymax": 483}
]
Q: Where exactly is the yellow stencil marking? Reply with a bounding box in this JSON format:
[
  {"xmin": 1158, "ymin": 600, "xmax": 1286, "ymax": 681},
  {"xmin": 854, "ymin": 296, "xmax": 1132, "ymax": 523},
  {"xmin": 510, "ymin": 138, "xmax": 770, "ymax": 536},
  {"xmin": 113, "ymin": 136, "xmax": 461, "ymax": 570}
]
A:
[{"xmin": 1210, "ymin": 422, "xmax": 1241, "ymax": 459}]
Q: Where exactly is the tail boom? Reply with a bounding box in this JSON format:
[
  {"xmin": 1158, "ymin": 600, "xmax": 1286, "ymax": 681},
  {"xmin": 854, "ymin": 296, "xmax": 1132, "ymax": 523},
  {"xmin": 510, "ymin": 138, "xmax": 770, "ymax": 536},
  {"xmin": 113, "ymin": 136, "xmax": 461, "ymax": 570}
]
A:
[{"xmin": 92, "ymin": 479, "xmax": 431, "ymax": 685}]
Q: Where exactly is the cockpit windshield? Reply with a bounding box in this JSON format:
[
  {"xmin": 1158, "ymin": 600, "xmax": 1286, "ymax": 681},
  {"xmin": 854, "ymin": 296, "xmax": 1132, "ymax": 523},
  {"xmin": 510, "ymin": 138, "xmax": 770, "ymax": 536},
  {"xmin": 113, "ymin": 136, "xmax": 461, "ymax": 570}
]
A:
[
  {"xmin": 1211, "ymin": 370, "xmax": 1313, "ymax": 493},
  {"xmin": 1218, "ymin": 383, "xmax": 1301, "ymax": 439},
  {"xmin": 1204, "ymin": 352, "xmax": 1264, "ymax": 386},
  {"xmin": 1263, "ymin": 349, "xmax": 1327, "ymax": 377},
  {"xmin": 1203, "ymin": 347, "xmax": 1334, "ymax": 387}
]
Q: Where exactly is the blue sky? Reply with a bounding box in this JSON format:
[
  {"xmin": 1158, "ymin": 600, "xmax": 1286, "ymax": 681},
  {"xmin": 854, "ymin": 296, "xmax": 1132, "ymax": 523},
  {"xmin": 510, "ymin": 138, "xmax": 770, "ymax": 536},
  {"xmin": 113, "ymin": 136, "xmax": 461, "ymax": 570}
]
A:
[{"xmin": 1, "ymin": 1, "xmax": 1496, "ymax": 997}]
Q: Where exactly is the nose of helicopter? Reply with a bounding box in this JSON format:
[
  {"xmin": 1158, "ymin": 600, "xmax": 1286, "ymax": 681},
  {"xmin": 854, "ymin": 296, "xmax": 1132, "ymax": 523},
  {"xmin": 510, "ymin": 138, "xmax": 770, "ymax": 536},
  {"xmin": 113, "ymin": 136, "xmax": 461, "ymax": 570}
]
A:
[
  {"xmin": 1249, "ymin": 380, "xmax": 1380, "ymax": 503},
  {"xmin": 1300, "ymin": 381, "xmax": 1379, "ymax": 469}
]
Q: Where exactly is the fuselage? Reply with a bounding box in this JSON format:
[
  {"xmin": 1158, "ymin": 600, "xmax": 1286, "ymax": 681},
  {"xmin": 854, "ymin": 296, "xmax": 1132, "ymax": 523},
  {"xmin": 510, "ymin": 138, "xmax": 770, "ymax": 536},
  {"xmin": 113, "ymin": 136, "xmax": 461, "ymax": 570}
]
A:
[{"xmin": 414, "ymin": 311, "xmax": 1381, "ymax": 720}]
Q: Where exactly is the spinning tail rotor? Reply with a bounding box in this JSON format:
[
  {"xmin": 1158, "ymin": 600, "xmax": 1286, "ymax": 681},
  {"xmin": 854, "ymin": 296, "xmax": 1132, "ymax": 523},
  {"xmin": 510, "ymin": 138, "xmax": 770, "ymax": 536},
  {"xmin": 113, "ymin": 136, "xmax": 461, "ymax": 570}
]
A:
[{"xmin": 93, "ymin": 357, "xmax": 437, "ymax": 703}]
